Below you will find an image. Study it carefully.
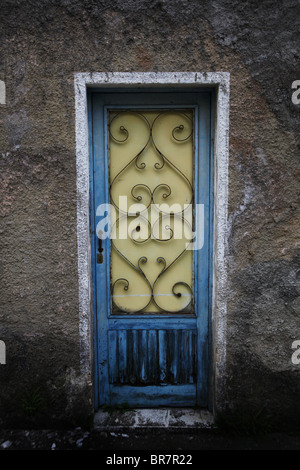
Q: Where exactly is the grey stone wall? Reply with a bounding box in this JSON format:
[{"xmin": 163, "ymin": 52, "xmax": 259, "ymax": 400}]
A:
[{"xmin": 0, "ymin": 0, "xmax": 299, "ymax": 428}]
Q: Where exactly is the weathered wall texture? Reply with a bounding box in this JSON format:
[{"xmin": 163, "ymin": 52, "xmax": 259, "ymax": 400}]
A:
[{"xmin": 0, "ymin": 0, "xmax": 299, "ymax": 428}]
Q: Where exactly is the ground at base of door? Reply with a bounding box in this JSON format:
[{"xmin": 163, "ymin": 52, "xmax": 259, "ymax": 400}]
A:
[
  {"xmin": 1, "ymin": 427, "xmax": 300, "ymax": 450},
  {"xmin": 93, "ymin": 408, "xmax": 214, "ymax": 431}
]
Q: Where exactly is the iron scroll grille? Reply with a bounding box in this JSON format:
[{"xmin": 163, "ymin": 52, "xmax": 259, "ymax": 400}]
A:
[{"xmin": 107, "ymin": 109, "xmax": 195, "ymax": 315}]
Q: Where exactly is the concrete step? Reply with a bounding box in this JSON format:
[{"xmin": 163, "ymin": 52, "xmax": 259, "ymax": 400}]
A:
[{"xmin": 93, "ymin": 408, "xmax": 214, "ymax": 431}]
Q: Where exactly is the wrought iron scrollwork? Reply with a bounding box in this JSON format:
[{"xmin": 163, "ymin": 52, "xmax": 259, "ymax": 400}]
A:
[{"xmin": 109, "ymin": 110, "xmax": 194, "ymax": 314}]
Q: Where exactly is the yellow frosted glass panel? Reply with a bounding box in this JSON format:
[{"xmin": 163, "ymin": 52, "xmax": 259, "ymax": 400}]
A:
[{"xmin": 109, "ymin": 110, "xmax": 194, "ymax": 314}]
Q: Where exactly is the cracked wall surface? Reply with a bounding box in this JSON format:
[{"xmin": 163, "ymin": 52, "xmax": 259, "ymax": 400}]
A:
[{"xmin": 0, "ymin": 0, "xmax": 299, "ymax": 428}]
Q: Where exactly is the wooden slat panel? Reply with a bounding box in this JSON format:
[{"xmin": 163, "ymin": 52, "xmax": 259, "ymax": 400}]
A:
[
  {"xmin": 118, "ymin": 330, "xmax": 127, "ymax": 384},
  {"xmin": 169, "ymin": 329, "xmax": 179, "ymax": 384},
  {"xmin": 108, "ymin": 330, "xmax": 118, "ymax": 384},
  {"xmin": 148, "ymin": 330, "xmax": 158, "ymax": 383},
  {"xmin": 187, "ymin": 330, "xmax": 195, "ymax": 383},
  {"xmin": 108, "ymin": 329, "xmax": 197, "ymax": 385},
  {"xmin": 139, "ymin": 329, "xmax": 148, "ymax": 384},
  {"xmin": 179, "ymin": 329, "xmax": 188, "ymax": 383},
  {"xmin": 158, "ymin": 330, "xmax": 167, "ymax": 383},
  {"xmin": 128, "ymin": 329, "xmax": 138, "ymax": 385}
]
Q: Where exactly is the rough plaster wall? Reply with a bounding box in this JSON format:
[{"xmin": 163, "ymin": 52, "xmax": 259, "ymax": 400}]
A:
[{"xmin": 0, "ymin": 0, "xmax": 299, "ymax": 427}]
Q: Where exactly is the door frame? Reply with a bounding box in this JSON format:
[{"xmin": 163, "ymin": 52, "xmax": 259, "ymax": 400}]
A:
[
  {"xmin": 74, "ymin": 72, "xmax": 230, "ymax": 417},
  {"xmin": 91, "ymin": 94, "xmax": 211, "ymax": 408}
]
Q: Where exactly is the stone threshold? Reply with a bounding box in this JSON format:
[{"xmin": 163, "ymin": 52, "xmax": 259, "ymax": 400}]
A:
[{"xmin": 93, "ymin": 408, "xmax": 214, "ymax": 431}]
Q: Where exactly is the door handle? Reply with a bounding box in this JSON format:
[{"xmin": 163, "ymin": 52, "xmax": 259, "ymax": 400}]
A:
[{"xmin": 97, "ymin": 231, "xmax": 104, "ymax": 264}]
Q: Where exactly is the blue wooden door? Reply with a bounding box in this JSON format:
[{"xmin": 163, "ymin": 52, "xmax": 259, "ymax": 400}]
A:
[{"xmin": 89, "ymin": 89, "xmax": 213, "ymax": 408}]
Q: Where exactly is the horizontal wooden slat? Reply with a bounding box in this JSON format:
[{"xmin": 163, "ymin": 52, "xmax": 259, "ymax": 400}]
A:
[
  {"xmin": 110, "ymin": 384, "xmax": 196, "ymax": 407},
  {"xmin": 108, "ymin": 317, "xmax": 197, "ymax": 329}
]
